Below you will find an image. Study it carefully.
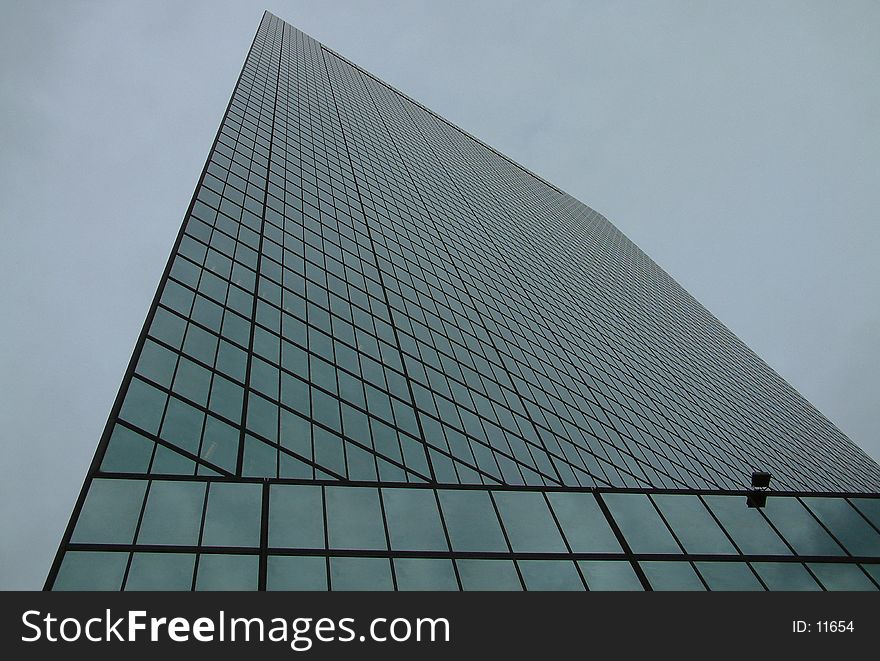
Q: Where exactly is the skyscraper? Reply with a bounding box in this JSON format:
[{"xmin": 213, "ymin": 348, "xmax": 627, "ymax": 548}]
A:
[{"xmin": 46, "ymin": 12, "xmax": 880, "ymax": 591}]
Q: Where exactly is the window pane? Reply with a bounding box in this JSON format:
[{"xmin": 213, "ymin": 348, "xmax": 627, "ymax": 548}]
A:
[
  {"xmin": 578, "ymin": 561, "xmax": 643, "ymax": 591},
  {"xmin": 808, "ymin": 563, "xmax": 877, "ymax": 591},
  {"xmin": 326, "ymin": 486, "xmax": 386, "ymax": 550},
  {"xmin": 802, "ymin": 497, "xmax": 880, "ymax": 557},
  {"xmin": 382, "ymin": 488, "xmax": 447, "ymax": 551},
  {"xmin": 601, "ymin": 493, "xmax": 679, "ymax": 554},
  {"xmin": 762, "ymin": 497, "xmax": 845, "ymax": 556},
  {"xmin": 695, "ymin": 562, "xmax": 764, "ymax": 591},
  {"xmin": 849, "ymin": 498, "xmax": 880, "ymax": 530},
  {"xmin": 518, "ymin": 560, "xmax": 584, "ymax": 591},
  {"xmin": 438, "ymin": 490, "xmax": 508, "ymax": 552},
  {"xmin": 136, "ymin": 339, "xmax": 178, "ymax": 387},
  {"xmin": 394, "ymin": 558, "xmax": 458, "ymax": 591},
  {"xmin": 242, "ymin": 436, "xmax": 277, "ymax": 478},
  {"xmin": 53, "ymin": 552, "xmax": 128, "ymax": 591},
  {"xmin": 202, "ymin": 482, "xmax": 262, "ymax": 547},
  {"xmin": 330, "ymin": 557, "xmax": 393, "ymax": 590},
  {"xmin": 201, "ymin": 416, "xmax": 239, "ymax": 472},
  {"xmin": 456, "ymin": 559, "xmax": 522, "ymax": 591},
  {"xmin": 267, "ymin": 556, "xmax": 327, "ymax": 591},
  {"xmin": 703, "ymin": 495, "xmax": 790, "ymax": 555},
  {"xmin": 151, "ymin": 444, "xmax": 195, "ymax": 475},
  {"xmin": 137, "ymin": 480, "xmax": 206, "ymax": 546},
  {"xmin": 547, "ymin": 491, "xmax": 621, "ymax": 553},
  {"xmin": 125, "ymin": 553, "xmax": 195, "ymax": 591},
  {"xmin": 861, "ymin": 564, "xmax": 880, "ymax": 585},
  {"xmin": 493, "ymin": 491, "xmax": 566, "ymax": 553},
  {"xmin": 269, "ymin": 484, "xmax": 324, "ymax": 549},
  {"xmin": 752, "ymin": 562, "xmax": 821, "ymax": 591},
  {"xmin": 652, "ymin": 494, "xmax": 735, "ymax": 554},
  {"xmin": 640, "ymin": 561, "xmax": 705, "ymax": 591},
  {"xmin": 71, "ymin": 478, "xmax": 147, "ymax": 544},
  {"xmin": 195, "ymin": 554, "xmax": 258, "ymax": 590},
  {"xmin": 119, "ymin": 378, "xmax": 167, "ymax": 435},
  {"xmin": 160, "ymin": 397, "xmax": 204, "ymax": 454},
  {"xmin": 101, "ymin": 425, "xmax": 154, "ymax": 473}
]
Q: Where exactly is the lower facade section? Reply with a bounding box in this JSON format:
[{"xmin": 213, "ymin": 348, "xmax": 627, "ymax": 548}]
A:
[{"xmin": 47, "ymin": 477, "xmax": 880, "ymax": 591}]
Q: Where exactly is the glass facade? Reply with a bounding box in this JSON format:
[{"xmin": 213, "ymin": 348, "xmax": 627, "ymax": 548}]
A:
[{"xmin": 47, "ymin": 12, "xmax": 880, "ymax": 591}]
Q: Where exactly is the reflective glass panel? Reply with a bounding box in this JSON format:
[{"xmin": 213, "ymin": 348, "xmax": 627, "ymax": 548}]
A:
[
  {"xmin": 493, "ymin": 491, "xmax": 566, "ymax": 553},
  {"xmin": 601, "ymin": 493, "xmax": 679, "ymax": 554},
  {"xmin": 438, "ymin": 490, "xmax": 508, "ymax": 552},
  {"xmin": 125, "ymin": 553, "xmax": 195, "ymax": 591},
  {"xmin": 137, "ymin": 480, "xmax": 206, "ymax": 546},
  {"xmin": 640, "ymin": 561, "xmax": 704, "ymax": 591},
  {"xmin": 330, "ymin": 557, "xmax": 393, "ymax": 590},
  {"xmin": 577, "ymin": 561, "xmax": 643, "ymax": 591},
  {"xmin": 382, "ymin": 488, "xmax": 447, "ymax": 551},
  {"xmin": 652, "ymin": 494, "xmax": 735, "ymax": 554},
  {"xmin": 202, "ymin": 482, "xmax": 262, "ymax": 547},
  {"xmin": 326, "ymin": 486, "xmax": 386, "ymax": 550},
  {"xmin": 267, "ymin": 556, "xmax": 327, "ymax": 591},
  {"xmin": 71, "ymin": 478, "xmax": 146, "ymax": 544},
  {"xmin": 269, "ymin": 484, "xmax": 324, "ymax": 549}
]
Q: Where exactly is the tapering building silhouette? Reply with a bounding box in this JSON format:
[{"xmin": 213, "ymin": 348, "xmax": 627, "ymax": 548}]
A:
[{"xmin": 47, "ymin": 12, "xmax": 880, "ymax": 591}]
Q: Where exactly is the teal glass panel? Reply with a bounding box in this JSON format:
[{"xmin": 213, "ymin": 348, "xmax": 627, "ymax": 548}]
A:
[
  {"xmin": 578, "ymin": 561, "xmax": 643, "ymax": 591},
  {"xmin": 160, "ymin": 397, "xmax": 204, "ymax": 454},
  {"xmin": 518, "ymin": 560, "xmax": 584, "ymax": 591},
  {"xmin": 493, "ymin": 491, "xmax": 566, "ymax": 553},
  {"xmin": 100, "ymin": 426, "xmax": 154, "ymax": 473},
  {"xmin": 861, "ymin": 564, "xmax": 880, "ymax": 585},
  {"xmin": 268, "ymin": 484, "xmax": 324, "ymax": 549},
  {"xmin": 246, "ymin": 394, "xmax": 278, "ymax": 442},
  {"xmin": 762, "ymin": 497, "xmax": 845, "ymax": 556},
  {"xmin": 136, "ymin": 339, "xmax": 178, "ymax": 387},
  {"xmin": 326, "ymin": 486, "xmax": 386, "ymax": 550},
  {"xmin": 137, "ymin": 480, "xmax": 206, "ymax": 546},
  {"xmin": 149, "ymin": 307, "xmax": 187, "ymax": 348},
  {"xmin": 195, "ymin": 554, "xmax": 258, "ymax": 590},
  {"xmin": 202, "ymin": 482, "xmax": 262, "ymax": 547},
  {"xmin": 640, "ymin": 561, "xmax": 705, "ymax": 591},
  {"xmin": 703, "ymin": 495, "xmax": 790, "ymax": 555},
  {"xmin": 695, "ymin": 562, "xmax": 764, "ymax": 591},
  {"xmin": 382, "ymin": 488, "xmax": 447, "ymax": 551},
  {"xmin": 119, "ymin": 378, "xmax": 167, "ymax": 435},
  {"xmin": 438, "ymin": 490, "xmax": 508, "ymax": 552},
  {"xmin": 150, "ymin": 445, "xmax": 195, "ymax": 475},
  {"xmin": 802, "ymin": 497, "xmax": 880, "ymax": 556},
  {"xmin": 242, "ymin": 436, "xmax": 278, "ymax": 478},
  {"xmin": 456, "ymin": 559, "xmax": 522, "ymax": 591},
  {"xmin": 652, "ymin": 494, "xmax": 735, "ymax": 554},
  {"xmin": 752, "ymin": 562, "xmax": 822, "ymax": 591},
  {"xmin": 267, "ymin": 556, "xmax": 327, "ymax": 590},
  {"xmin": 547, "ymin": 491, "xmax": 621, "ymax": 553},
  {"xmin": 330, "ymin": 557, "xmax": 393, "ymax": 591},
  {"xmin": 808, "ymin": 563, "xmax": 877, "ymax": 591},
  {"xmin": 201, "ymin": 416, "xmax": 239, "ymax": 472},
  {"xmin": 172, "ymin": 358, "xmax": 212, "ymax": 407},
  {"xmin": 393, "ymin": 558, "xmax": 458, "ymax": 591},
  {"xmin": 54, "ymin": 552, "xmax": 128, "ymax": 591},
  {"xmin": 849, "ymin": 498, "xmax": 880, "ymax": 530},
  {"xmin": 125, "ymin": 553, "xmax": 195, "ymax": 591},
  {"xmin": 71, "ymin": 478, "xmax": 147, "ymax": 544},
  {"xmin": 601, "ymin": 493, "xmax": 679, "ymax": 554}
]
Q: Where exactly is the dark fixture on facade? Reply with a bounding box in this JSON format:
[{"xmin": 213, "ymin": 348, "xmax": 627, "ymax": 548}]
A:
[{"xmin": 747, "ymin": 470, "xmax": 771, "ymax": 508}]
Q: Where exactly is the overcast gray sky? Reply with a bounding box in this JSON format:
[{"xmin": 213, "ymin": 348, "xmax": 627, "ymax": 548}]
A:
[{"xmin": 1, "ymin": 0, "xmax": 878, "ymax": 590}]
